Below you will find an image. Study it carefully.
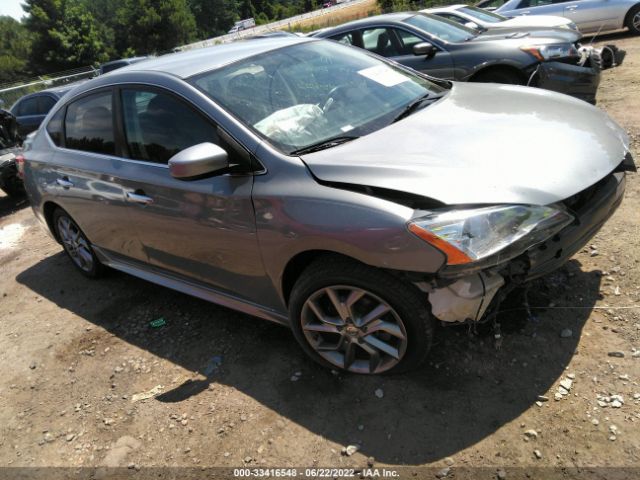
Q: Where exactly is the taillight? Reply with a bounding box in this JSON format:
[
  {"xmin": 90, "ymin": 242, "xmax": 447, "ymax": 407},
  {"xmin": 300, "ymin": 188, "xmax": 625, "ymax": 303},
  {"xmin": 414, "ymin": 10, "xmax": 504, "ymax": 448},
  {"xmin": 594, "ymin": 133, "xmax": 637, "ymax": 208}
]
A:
[{"xmin": 15, "ymin": 154, "xmax": 25, "ymax": 179}]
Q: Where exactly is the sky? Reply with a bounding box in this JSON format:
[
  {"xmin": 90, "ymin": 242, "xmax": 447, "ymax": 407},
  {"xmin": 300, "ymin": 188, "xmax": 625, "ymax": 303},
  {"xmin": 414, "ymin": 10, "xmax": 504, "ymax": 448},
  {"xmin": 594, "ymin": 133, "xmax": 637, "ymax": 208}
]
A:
[{"xmin": 0, "ymin": 0, "xmax": 25, "ymax": 21}]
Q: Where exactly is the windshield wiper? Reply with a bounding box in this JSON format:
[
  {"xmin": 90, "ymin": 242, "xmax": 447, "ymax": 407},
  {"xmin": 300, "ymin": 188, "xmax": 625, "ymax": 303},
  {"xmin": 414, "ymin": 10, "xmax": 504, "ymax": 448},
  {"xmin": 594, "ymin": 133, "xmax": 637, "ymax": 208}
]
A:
[
  {"xmin": 392, "ymin": 93, "xmax": 442, "ymax": 123},
  {"xmin": 290, "ymin": 135, "xmax": 359, "ymax": 155}
]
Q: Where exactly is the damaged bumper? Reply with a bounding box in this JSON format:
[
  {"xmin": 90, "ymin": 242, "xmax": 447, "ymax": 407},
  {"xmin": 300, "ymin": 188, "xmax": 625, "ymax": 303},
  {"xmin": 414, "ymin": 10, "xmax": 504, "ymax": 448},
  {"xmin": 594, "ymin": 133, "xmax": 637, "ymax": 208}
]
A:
[
  {"xmin": 423, "ymin": 162, "xmax": 630, "ymax": 324},
  {"xmin": 529, "ymin": 45, "xmax": 625, "ymax": 105}
]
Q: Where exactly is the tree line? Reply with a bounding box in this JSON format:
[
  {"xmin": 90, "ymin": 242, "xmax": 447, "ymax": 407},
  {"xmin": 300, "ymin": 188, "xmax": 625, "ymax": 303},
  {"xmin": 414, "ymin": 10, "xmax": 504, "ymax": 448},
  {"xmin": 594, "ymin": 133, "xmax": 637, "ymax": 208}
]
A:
[{"xmin": 0, "ymin": 0, "xmax": 321, "ymax": 83}]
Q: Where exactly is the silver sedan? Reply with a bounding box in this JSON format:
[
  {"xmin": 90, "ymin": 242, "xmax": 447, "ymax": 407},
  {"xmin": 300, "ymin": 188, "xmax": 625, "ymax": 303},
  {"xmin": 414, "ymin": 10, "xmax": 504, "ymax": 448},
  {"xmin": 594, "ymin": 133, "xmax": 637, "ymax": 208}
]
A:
[
  {"xmin": 479, "ymin": 0, "xmax": 640, "ymax": 34},
  {"xmin": 21, "ymin": 37, "xmax": 633, "ymax": 374}
]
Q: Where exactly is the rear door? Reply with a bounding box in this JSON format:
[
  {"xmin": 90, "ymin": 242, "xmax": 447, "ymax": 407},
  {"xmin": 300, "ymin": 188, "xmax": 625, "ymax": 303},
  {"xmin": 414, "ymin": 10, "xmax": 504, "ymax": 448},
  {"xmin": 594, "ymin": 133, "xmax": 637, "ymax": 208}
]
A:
[
  {"xmin": 561, "ymin": 0, "xmax": 619, "ymax": 31},
  {"xmin": 45, "ymin": 88, "xmax": 147, "ymax": 261},
  {"xmin": 114, "ymin": 86, "xmax": 265, "ymax": 301},
  {"xmin": 507, "ymin": 0, "xmax": 567, "ymax": 17}
]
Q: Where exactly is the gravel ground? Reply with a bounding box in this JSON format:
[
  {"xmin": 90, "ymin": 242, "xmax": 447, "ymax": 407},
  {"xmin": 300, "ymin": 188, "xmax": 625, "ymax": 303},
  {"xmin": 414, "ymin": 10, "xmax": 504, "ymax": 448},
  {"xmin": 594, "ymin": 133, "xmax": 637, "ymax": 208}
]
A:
[{"xmin": 0, "ymin": 32, "xmax": 639, "ymax": 480}]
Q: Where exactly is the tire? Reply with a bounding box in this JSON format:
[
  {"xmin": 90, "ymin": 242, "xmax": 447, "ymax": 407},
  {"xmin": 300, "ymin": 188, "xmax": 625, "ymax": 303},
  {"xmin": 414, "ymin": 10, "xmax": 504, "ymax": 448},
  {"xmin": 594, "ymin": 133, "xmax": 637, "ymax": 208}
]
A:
[
  {"xmin": 0, "ymin": 165, "xmax": 25, "ymax": 198},
  {"xmin": 52, "ymin": 208, "xmax": 104, "ymax": 278},
  {"xmin": 471, "ymin": 68, "xmax": 523, "ymax": 85},
  {"xmin": 626, "ymin": 5, "xmax": 640, "ymax": 35},
  {"xmin": 288, "ymin": 256, "xmax": 433, "ymax": 374}
]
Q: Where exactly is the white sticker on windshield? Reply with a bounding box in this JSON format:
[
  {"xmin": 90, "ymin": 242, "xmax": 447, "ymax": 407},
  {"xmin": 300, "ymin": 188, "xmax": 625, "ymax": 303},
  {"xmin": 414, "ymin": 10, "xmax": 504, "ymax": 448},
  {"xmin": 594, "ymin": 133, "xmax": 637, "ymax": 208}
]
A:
[
  {"xmin": 357, "ymin": 65, "xmax": 409, "ymax": 87},
  {"xmin": 341, "ymin": 125, "xmax": 354, "ymax": 133}
]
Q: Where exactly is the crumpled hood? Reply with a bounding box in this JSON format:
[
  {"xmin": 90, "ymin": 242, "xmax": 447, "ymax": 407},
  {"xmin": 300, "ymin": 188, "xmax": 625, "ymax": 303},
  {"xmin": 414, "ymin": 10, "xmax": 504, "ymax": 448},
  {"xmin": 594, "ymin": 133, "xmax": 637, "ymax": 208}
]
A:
[{"xmin": 301, "ymin": 82, "xmax": 629, "ymax": 206}]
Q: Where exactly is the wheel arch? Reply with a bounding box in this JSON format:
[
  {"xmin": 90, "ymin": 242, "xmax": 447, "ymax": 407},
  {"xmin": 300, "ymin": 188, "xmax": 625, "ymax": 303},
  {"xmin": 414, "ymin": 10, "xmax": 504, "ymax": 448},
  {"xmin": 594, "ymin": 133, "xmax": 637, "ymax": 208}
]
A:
[
  {"xmin": 281, "ymin": 250, "xmax": 365, "ymax": 307},
  {"xmin": 43, "ymin": 200, "xmax": 62, "ymax": 243},
  {"xmin": 623, "ymin": 3, "xmax": 640, "ymax": 29},
  {"xmin": 468, "ymin": 63, "xmax": 527, "ymax": 84}
]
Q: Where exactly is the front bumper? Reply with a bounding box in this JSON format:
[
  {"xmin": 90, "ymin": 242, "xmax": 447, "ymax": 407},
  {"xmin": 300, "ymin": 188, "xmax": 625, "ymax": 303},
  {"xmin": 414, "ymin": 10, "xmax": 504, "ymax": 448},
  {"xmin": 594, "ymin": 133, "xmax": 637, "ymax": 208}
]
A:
[
  {"xmin": 534, "ymin": 61, "xmax": 600, "ymax": 104},
  {"xmin": 529, "ymin": 45, "xmax": 625, "ymax": 105},
  {"xmin": 425, "ymin": 161, "xmax": 630, "ymax": 323}
]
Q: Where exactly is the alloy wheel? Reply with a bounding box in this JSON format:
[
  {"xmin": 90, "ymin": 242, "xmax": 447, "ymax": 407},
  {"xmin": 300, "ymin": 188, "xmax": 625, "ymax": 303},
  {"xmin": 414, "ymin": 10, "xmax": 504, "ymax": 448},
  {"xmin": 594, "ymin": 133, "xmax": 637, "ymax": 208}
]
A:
[
  {"xmin": 634, "ymin": 12, "xmax": 640, "ymax": 31},
  {"xmin": 57, "ymin": 216, "xmax": 94, "ymax": 272},
  {"xmin": 300, "ymin": 285, "xmax": 408, "ymax": 374}
]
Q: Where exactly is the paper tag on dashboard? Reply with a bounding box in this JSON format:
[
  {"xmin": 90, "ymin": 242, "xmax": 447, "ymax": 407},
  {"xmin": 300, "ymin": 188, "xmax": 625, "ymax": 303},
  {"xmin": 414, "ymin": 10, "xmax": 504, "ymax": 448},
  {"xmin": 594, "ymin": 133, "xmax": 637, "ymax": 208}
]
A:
[{"xmin": 357, "ymin": 65, "xmax": 409, "ymax": 87}]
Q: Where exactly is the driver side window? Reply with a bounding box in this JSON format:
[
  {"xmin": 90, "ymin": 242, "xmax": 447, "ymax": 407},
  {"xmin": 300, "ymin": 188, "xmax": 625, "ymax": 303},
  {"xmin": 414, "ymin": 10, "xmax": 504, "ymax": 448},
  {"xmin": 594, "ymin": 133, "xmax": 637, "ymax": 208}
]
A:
[
  {"xmin": 361, "ymin": 28, "xmax": 401, "ymax": 57},
  {"xmin": 394, "ymin": 29, "xmax": 427, "ymax": 55}
]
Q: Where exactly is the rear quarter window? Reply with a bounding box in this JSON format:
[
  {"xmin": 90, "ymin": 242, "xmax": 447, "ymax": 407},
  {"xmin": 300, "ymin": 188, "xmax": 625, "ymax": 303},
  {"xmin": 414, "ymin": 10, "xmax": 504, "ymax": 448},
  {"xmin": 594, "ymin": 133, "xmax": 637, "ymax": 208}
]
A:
[{"xmin": 46, "ymin": 108, "xmax": 66, "ymax": 147}]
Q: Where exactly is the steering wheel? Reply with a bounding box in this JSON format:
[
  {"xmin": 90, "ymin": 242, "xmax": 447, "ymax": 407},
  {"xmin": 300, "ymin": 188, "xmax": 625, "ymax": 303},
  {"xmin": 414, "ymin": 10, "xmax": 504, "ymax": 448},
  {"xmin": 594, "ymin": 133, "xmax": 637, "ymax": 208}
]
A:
[{"xmin": 321, "ymin": 85, "xmax": 350, "ymax": 113}]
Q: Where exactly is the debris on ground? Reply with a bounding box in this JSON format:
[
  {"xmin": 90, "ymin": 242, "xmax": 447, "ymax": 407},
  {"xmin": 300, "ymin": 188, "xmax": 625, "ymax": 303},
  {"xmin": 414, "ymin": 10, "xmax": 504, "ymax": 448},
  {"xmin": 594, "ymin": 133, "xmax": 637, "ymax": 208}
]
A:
[
  {"xmin": 149, "ymin": 317, "xmax": 167, "ymax": 328},
  {"xmin": 131, "ymin": 385, "xmax": 164, "ymax": 402},
  {"xmin": 374, "ymin": 388, "xmax": 384, "ymax": 398}
]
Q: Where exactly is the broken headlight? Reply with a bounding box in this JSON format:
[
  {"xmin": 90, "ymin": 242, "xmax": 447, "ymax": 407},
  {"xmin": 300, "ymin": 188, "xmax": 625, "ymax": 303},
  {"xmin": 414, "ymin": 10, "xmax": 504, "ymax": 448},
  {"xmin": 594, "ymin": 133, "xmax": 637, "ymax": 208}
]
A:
[
  {"xmin": 521, "ymin": 44, "xmax": 579, "ymax": 61},
  {"xmin": 408, "ymin": 205, "xmax": 574, "ymax": 266}
]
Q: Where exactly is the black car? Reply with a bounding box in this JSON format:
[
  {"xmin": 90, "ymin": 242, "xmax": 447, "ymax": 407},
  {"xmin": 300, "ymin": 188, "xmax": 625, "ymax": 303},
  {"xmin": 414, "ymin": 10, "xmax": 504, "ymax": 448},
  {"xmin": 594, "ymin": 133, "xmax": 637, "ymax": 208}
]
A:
[
  {"xmin": 10, "ymin": 84, "xmax": 77, "ymax": 137},
  {"xmin": 0, "ymin": 109, "xmax": 24, "ymax": 197},
  {"xmin": 98, "ymin": 56, "xmax": 149, "ymax": 75},
  {"xmin": 312, "ymin": 12, "xmax": 624, "ymax": 104}
]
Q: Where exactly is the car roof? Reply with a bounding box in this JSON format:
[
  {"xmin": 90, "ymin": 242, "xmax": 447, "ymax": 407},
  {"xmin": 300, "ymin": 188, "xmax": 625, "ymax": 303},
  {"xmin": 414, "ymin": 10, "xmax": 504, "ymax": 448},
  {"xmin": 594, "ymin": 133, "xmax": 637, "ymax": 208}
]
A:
[
  {"xmin": 425, "ymin": 5, "xmax": 467, "ymax": 13},
  {"xmin": 114, "ymin": 37, "xmax": 315, "ymax": 79},
  {"xmin": 312, "ymin": 12, "xmax": 415, "ymax": 34}
]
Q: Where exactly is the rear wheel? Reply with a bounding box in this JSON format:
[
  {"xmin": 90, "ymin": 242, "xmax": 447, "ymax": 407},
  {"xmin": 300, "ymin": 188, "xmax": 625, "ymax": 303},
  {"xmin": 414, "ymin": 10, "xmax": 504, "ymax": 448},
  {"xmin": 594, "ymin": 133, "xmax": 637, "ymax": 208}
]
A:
[
  {"xmin": 626, "ymin": 5, "xmax": 640, "ymax": 35},
  {"xmin": 53, "ymin": 208, "xmax": 104, "ymax": 278},
  {"xmin": 289, "ymin": 256, "xmax": 433, "ymax": 374},
  {"xmin": 471, "ymin": 68, "xmax": 523, "ymax": 85}
]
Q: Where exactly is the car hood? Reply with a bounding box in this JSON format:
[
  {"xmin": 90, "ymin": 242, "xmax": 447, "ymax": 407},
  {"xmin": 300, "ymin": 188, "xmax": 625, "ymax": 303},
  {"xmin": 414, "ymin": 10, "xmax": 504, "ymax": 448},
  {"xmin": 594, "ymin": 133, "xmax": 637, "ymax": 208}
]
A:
[
  {"xmin": 301, "ymin": 83, "xmax": 629, "ymax": 206},
  {"xmin": 471, "ymin": 27, "xmax": 581, "ymax": 44},
  {"xmin": 498, "ymin": 15, "xmax": 573, "ymax": 29}
]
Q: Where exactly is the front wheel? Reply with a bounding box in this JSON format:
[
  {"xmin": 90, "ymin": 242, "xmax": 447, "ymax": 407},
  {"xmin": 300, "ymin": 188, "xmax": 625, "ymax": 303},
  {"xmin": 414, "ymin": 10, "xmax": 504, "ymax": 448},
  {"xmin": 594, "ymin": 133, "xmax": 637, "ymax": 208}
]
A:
[
  {"xmin": 470, "ymin": 68, "xmax": 523, "ymax": 85},
  {"xmin": 626, "ymin": 5, "xmax": 640, "ymax": 35},
  {"xmin": 53, "ymin": 208, "xmax": 104, "ymax": 278},
  {"xmin": 289, "ymin": 257, "xmax": 433, "ymax": 374}
]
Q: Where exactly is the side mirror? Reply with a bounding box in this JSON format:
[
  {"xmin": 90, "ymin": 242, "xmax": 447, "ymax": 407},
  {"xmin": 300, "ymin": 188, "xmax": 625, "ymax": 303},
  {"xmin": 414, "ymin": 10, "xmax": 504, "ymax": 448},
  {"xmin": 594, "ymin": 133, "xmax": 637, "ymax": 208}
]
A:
[
  {"xmin": 413, "ymin": 42, "xmax": 436, "ymax": 58},
  {"xmin": 168, "ymin": 142, "xmax": 228, "ymax": 179},
  {"xmin": 465, "ymin": 21, "xmax": 480, "ymax": 30}
]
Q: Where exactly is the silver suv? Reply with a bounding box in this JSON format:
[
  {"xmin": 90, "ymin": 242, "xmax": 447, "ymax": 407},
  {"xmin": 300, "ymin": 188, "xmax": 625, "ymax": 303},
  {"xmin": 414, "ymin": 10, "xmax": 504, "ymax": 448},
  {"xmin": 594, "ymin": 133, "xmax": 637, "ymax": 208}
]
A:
[{"xmin": 22, "ymin": 37, "xmax": 633, "ymax": 374}]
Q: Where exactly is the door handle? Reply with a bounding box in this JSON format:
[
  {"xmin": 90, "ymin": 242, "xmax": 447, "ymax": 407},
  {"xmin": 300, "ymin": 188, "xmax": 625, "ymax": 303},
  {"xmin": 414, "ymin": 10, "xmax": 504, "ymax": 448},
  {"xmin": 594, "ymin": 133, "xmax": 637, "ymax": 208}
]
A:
[
  {"xmin": 56, "ymin": 177, "xmax": 74, "ymax": 189},
  {"xmin": 126, "ymin": 190, "xmax": 154, "ymax": 205},
  {"xmin": 521, "ymin": 10, "xmax": 530, "ymax": 14},
  {"xmin": 566, "ymin": 5, "xmax": 578, "ymax": 10}
]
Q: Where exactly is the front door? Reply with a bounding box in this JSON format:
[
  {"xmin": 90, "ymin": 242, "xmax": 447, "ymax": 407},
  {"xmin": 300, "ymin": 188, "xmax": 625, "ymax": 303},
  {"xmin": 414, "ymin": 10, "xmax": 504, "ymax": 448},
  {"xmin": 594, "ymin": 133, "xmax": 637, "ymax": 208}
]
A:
[{"xmin": 115, "ymin": 86, "xmax": 266, "ymax": 301}]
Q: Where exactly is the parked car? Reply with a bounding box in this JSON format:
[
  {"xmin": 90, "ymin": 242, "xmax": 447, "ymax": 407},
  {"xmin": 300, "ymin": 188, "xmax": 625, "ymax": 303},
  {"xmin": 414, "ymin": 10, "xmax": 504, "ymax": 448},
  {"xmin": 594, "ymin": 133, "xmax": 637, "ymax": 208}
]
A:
[
  {"xmin": 228, "ymin": 18, "xmax": 256, "ymax": 34},
  {"xmin": 425, "ymin": 4, "xmax": 578, "ymax": 31},
  {"xmin": 311, "ymin": 12, "xmax": 623, "ymax": 104},
  {"xmin": 10, "ymin": 84, "xmax": 78, "ymax": 137},
  {"xmin": 22, "ymin": 37, "xmax": 634, "ymax": 374},
  {"xmin": 485, "ymin": 0, "xmax": 640, "ymax": 35},
  {"xmin": 99, "ymin": 57, "xmax": 149, "ymax": 75},
  {"xmin": 0, "ymin": 109, "xmax": 24, "ymax": 197}
]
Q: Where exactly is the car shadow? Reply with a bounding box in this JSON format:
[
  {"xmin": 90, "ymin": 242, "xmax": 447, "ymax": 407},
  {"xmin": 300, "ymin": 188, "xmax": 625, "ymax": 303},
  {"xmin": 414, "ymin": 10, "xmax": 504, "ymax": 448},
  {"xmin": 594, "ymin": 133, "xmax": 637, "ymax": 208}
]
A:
[
  {"xmin": 0, "ymin": 192, "xmax": 28, "ymax": 219},
  {"xmin": 16, "ymin": 254, "xmax": 601, "ymax": 465}
]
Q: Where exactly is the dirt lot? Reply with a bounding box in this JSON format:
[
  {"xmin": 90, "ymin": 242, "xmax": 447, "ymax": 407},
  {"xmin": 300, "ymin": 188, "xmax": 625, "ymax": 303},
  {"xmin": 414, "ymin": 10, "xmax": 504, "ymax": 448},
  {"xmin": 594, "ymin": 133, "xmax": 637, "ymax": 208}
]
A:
[{"xmin": 1, "ymin": 33, "xmax": 639, "ymax": 480}]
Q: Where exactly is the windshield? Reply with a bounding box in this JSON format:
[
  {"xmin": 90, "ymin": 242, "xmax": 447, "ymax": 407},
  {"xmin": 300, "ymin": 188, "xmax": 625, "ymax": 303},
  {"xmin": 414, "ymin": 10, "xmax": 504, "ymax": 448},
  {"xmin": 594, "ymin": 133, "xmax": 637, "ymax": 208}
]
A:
[
  {"xmin": 189, "ymin": 41, "xmax": 446, "ymax": 155},
  {"xmin": 459, "ymin": 6, "xmax": 506, "ymax": 23},
  {"xmin": 404, "ymin": 13, "xmax": 477, "ymax": 42}
]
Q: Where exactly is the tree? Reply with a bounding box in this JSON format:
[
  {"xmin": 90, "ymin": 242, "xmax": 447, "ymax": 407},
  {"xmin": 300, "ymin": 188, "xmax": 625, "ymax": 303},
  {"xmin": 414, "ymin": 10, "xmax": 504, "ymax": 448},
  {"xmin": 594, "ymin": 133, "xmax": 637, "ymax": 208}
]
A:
[
  {"xmin": 23, "ymin": 0, "xmax": 109, "ymax": 73},
  {"xmin": 0, "ymin": 16, "xmax": 31, "ymax": 83},
  {"xmin": 115, "ymin": 0, "xmax": 197, "ymax": 55},
  {"xmin": 188, "ymin": 0, "xmax": 238, "ymax": 38}
]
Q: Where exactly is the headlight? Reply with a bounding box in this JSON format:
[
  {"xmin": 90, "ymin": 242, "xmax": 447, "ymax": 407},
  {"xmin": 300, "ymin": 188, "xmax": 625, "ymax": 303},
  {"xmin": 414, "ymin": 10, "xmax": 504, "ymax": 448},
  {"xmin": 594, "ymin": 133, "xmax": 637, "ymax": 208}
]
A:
[
  {"xmin": 408, "ymin": 205, "xmax": 574, "ymax": 266},
  {"xmin": 521, "ymin": 44, "xmax": 578, "ymax": 61},
  {"xmin": 567, "ymin": 22, "xmax": 579, "ymax": 31}
]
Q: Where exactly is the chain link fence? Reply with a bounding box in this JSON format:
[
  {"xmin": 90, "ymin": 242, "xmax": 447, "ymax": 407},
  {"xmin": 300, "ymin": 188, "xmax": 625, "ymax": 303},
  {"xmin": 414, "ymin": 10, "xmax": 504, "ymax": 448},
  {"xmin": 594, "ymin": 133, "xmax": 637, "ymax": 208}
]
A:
[{"xmin": 0, "ymin": 66, "xmax": 97, "ymax": 109}]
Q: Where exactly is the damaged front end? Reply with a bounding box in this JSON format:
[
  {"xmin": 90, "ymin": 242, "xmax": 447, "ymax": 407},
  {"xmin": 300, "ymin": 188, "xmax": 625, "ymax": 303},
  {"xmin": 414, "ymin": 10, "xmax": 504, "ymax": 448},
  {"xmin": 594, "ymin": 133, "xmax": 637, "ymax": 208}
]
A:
[
  {"xmin": 413, "ymin": 154, "xmax": 634, "ymax": 325},
  {"xmin": 527, "ymin": 44, "xmax": 626, "ymax": 105}
]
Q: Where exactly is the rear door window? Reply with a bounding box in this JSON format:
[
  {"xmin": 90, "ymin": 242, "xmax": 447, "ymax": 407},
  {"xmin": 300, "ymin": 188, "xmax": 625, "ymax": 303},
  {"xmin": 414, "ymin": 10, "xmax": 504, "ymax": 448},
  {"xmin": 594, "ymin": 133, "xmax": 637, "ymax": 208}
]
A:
[
  {"xmin": 17, "ymin": 98, "xmax": 39, "ymax": 116},
  {"xmin": 64, "ymin": 91, "xmax": 115, "ymax": 155},
  {"xmin": 38, "ymin": 96, "xmax": 57, "ymax": 115}
]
